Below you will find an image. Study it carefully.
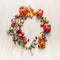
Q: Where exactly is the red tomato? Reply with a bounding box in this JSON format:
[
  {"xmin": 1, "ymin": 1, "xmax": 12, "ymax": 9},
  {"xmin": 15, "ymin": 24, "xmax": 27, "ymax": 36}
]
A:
[
  {"xmin": 43, "ymin": 25, "xmax": 51, "ymax": 33},
  {"xmin": 24, "ymin": 40, "xmax": 27, "ymax": 44},
  {"xmin": 19, "ymin": 9, "xmax": 24, "ymax": 16},
  {"xmin": 16, "ymin": 34, "xmax": 22, "ymax": 37},
  {"xmin": 21, "ymin": 32, "xmax": 24, "ymax": 35},
  {"xmin": 37, "ymin": 9, "xmax": 43, "ymax": 17},
  {"xmin": 17, "ymin": 30, "xmax": 22, "ymax": 33},
  {"xmin": 15, "ymin": 13, "xmax": 20, "ymax": 18},
  {"xmin": 40, "ymin": 23, "xmax": 44, "ymax": 27}
]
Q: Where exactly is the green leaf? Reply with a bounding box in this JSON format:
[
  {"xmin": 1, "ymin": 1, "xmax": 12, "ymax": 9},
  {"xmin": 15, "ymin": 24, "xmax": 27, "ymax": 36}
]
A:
[
  {"xmin": 34, "ymin": 43, "xmax": 37, "ymax": 45},
  {"xmin": 31, "ymin": 45, "xmax": 35, "ymax": 48},
  {"xmin": 28, "ymin": 47, "xmax": 32, "ymax": 50}
]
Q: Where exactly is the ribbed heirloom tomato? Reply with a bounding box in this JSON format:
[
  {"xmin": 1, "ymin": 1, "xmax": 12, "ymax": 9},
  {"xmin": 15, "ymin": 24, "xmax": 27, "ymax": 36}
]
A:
[{"xmin": 19, "ymin": 6, "xmax": 29, "ymax": 16}]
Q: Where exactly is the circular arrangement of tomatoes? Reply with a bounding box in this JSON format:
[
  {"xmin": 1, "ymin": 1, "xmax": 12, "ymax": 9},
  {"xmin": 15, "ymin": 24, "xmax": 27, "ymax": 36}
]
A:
[{"xmin": 7, "ymin": 6, "xmax": 51, "ymax": 54}]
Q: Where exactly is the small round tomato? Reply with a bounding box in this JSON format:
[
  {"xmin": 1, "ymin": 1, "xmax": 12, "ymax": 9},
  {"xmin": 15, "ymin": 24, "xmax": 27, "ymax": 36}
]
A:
[
  {"xmin": 38, "ymin": 35, "xmax": 43, "ymax": 40},
  {"xmin": 38, "ymin": 43, "xmax": 41, "ymax": 48},
  {"xmin": 44, "ymin": 20, "xmax": 49, "ymax": 24},
  {"xmin": 24, "ymin": 40, "xmax": 27, "ymax": 44},
  {"xmin": 11, "ymin": 23, "xmax": 15, "ymax": 27},
  {"xmin": 30, "ymin": 13, "xmax": 33, "ymax": 18},
  {"xmin": 21, "ymin": 32, "xmax": 24, "ymax": 35},
  {"xmin": 32, "ymin": 11, "xmax": 36, "ymax": 15},
  {"xmin": 16, "ymin": 34, "xmax": 22, "ymax": 37},
  {"xmin": 38, "ymin": 41, "xmax": 46, "ymax": 49},
  {"xmin": 43, "ymin": 25, "xmax": 51, "ymax": 33},
  {"xmin": 18, "ymin": 22, "xmax": 23, "ymax": 26},
  {"xmin": 15, "ymin": 13, "xmax": 20, "ymax": 18},
  {"xmin": 37, "ymin": 9, "xmax": 44, "ymax": 17},
  {"xmin": 17, "ymin": 30, "xmax": 22, "ymax": 33},
  {"xmin": 40, "ymin": 23, "xmax": 44, "ymax": 27}
]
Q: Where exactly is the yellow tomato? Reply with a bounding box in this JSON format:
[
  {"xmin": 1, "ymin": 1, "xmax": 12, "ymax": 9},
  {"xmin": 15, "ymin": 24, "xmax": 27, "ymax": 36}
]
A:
[
  {"xmin": 18, "ymin": 22, "xmax": 23, "ymax": 26},
  {"xmin": 38, "ymin": 35, "xmax": 43, "ymax": 40},
  {"xmin": 44, "ymin": 19, "xmax": 49, "ymax": 24},
  {"xmin": 27, "ymin": 13, "xmax": 30, "ymax": 17},
  {"xmin": 30, "ymin": 13, "xmax": 33, "ymax": 18},
  {"xmin": 11, "ymin": 23, "xmax": 15, "ymax": 27}
]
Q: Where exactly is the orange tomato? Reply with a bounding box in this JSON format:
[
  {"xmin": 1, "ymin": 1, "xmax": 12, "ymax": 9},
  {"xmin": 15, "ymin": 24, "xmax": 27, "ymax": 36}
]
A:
[
  {"xmin": 18, "ymin": 22, "xmax": 23, "ymax": 26},
  {"xmin": 38, "ymin": 41, "xmax": 46, "ymax": 49},
  {"xmin": 27, "ymin": 13, "xmax": 30, "ymax": 17},
  {"xmin": 32, "ymin": 11, "xmax": 36, "ymax": 15},
  {"xmin": 44, "ymin": 20, "xmax": 49, "ymax": 24},
  {"xmin": 11, "ymin": 23, "xmax": 15, "ymax": 27},
  {"xmin": 38, "ymin": 43, "xmax": 41, "ymax": 48},
  {"xmin": 19, "ymin": 6, "xmax": 29, "ymax": 16},
  {"xmin": 38, "ymin": 35, "xmax": 43, "ymax": 40}
]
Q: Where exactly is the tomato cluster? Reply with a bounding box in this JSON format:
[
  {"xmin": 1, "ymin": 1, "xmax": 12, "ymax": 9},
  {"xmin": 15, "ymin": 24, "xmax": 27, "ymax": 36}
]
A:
[{"xmin": 7, "ymin": 6, "xmax": 51, "ymax": 51}]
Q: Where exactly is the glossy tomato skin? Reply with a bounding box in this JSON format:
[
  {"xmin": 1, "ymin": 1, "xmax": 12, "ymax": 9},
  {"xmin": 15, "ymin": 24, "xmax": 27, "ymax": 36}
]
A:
[
  {"xmin": 15, "ymin": 14, "xmax": 20, "ymax": 18},
  {"xmin": 21, "ymin": 32, "xmax": 24, "ymax": 35},
  {"xmin": 16, "ymin": 34, "xmax": 22, "ymax": 37},
  {"xmin": 19, "ymin": 9, "xmax": 24, "ymax": 16},
  {"xmin": 24, "ymin": 40, "xmax": 27, "ymax": 44},
  {"xmin": 37, "ymin": 9, "xmax": 44, "ymax": 17},
  {"xmin": 43, "ymin": 25, "xmax": 51, "ymax": 33},
  {"xmin": 40, "ymin": 23, "xmax": 44, "ymax": 27},
  {"xmin": 23, "ymin": 6, "xmax": 29, "ymax": 13},
  {"xmin": 17, "ymin": 30, "xmax": 22, "ymax": 33},
  {"xmin": 19, "ymin": 6, "xmax": 29, "ymax": 16}
]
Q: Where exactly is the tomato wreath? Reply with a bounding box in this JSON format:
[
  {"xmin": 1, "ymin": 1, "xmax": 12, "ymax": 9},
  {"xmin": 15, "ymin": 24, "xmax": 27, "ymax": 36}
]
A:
[{"xmin": 7, "ymin": 6, "xmax": 51, "ymax": 54}]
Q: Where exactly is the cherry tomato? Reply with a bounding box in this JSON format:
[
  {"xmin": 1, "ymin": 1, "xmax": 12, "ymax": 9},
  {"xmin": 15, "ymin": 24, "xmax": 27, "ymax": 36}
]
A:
[
  {"xmin": 16, "ymin": 34, "xmax": 22, "ymax": 37},
  {"xmin": 17, "ymin": 30, "xmax": 22, "ymax": 33},
  {"xmin": 21, "ymin": 32, "xmax": 24, "ymax": 35},
  {"xmin": 40, "ymin": 23, "xmax": 44, "ymax": 27},
  {"xmin": 43, "ymin": 25, "xmax": 51, "ymax": 33},
  {"xmin": 24, "ymin": 40, "xmax": 27, "ymax": 44},
  {"xmin": 37, "ymin": 9, "xmax": 44, "ymax": 17},
  {"xmin": 15, "ymin": 13, "xmax": 20, "ymax": 18}
]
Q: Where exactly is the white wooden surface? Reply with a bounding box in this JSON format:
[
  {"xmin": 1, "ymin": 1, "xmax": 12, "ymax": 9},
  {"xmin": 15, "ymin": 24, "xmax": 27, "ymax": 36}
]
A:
[{"xmin": 0, "ymin": 0, "xmax": 60, "ymax": 60}]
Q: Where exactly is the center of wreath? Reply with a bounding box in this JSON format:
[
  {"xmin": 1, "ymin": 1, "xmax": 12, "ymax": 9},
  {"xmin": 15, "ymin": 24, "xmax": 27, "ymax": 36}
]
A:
[{"xmin": 21, "ymin": 17, "xmax": 41, "ymax": 42}]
